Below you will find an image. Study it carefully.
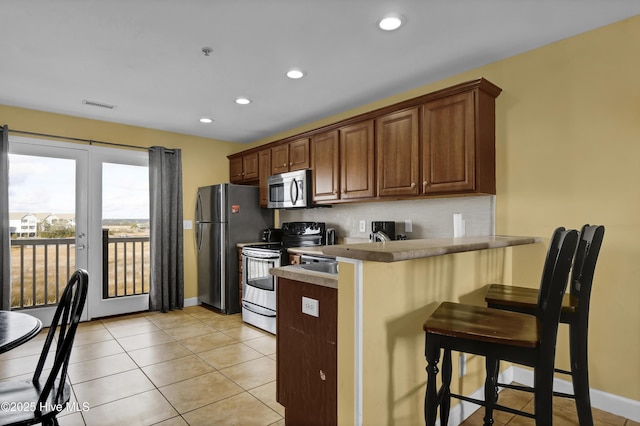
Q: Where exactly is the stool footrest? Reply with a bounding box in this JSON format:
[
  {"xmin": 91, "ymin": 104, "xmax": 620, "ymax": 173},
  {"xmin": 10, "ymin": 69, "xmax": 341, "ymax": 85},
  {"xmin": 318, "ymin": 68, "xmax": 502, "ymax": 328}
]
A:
[
  {"xmin": 497, "ymin": 382, "xmax": 577, "ymax": 400},
  {"xmin": 450, "ymin": 392, "xmax": 536, "ymax": 419}
]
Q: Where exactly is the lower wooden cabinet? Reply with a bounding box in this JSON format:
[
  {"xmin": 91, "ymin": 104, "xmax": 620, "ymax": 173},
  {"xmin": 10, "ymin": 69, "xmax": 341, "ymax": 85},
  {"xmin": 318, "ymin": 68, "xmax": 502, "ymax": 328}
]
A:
[{"xmin": 277, "ymin": 278, "xmax": 337, "ymax": 426}]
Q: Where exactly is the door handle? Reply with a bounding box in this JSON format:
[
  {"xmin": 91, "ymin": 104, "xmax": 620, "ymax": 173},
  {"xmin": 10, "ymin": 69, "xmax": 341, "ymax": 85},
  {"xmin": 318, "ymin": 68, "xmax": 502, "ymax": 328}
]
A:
[{"xmin": 77, "ymin": 244, "xmax": 86, "ymax": 250}]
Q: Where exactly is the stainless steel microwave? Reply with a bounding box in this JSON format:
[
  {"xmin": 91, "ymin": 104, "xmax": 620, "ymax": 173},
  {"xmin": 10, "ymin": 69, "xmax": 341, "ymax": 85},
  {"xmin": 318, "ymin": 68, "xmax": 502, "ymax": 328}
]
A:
[{"xmin": 267, "ymin": 169, "xmax": 313, "ymax": 209}]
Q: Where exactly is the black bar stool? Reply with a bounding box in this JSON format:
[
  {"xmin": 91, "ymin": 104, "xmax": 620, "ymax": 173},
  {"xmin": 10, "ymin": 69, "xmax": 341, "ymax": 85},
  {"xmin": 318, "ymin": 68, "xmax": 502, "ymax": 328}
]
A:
[
  {"xmin": 485, "ymin": 224, "xmax": 604, "ymax": 426},
  {"xmin": 423, "ymin": 228, "xmax": 578, "ymax": 425}
]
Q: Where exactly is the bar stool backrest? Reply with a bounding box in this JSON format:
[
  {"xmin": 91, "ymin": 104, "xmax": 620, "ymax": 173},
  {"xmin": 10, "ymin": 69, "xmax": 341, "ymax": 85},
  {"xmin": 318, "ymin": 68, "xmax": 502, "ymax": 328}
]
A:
[
  {"xmin": 536, "ymin": 229, "xmax": 579, "ymax": 358},
  {"xmin": 570, "ymin": 225, "xmax": 605, "ymax": 320}
]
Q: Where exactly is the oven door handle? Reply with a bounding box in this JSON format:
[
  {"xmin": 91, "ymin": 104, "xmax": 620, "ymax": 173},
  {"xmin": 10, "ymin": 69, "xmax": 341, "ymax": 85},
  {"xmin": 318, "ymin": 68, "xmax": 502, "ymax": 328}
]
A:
[{"xmin": 242, "ymin": 301, "xmax": 276, "ymax": 317}]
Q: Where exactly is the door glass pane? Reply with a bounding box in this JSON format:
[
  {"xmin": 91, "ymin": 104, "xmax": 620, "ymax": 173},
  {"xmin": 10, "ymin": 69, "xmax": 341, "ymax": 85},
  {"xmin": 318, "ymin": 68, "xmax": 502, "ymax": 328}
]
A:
[
  {"xmin": 102, "ymin": 163, "xmax": 150, "ymax": 299},
  {"xmin": 8, "ymin": 154, "xmax": 76, "ymax": 309}
]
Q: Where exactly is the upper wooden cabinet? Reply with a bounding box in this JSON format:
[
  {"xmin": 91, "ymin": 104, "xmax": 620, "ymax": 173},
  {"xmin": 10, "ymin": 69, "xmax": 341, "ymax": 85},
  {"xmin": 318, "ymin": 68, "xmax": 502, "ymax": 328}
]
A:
[
  {"xmin": 228, "ymin": 78, "xmax": 501, "ymax": 204},
  {"xmin": 340, "ymin": 120, "xmax": 375, "ymax": 200},
  {"xmin": 312, "ymin": 131, "xmax": 340, "ymax": 202},
  {"xmin": 376, "ymin": 108, "xmax": 420, "ymax": 197},
  {"xmin": 271, "ymin": 138, "xmax": 310, "ymax": 175},
  {"xmin": 258, "ymin": 149, "xmax": 271, "ymax": 207},
  {"xmin": 421, "ymin": 86, "xmax": 497, "ymax": 195},
  {"xmin": 230, "ymin": 152, "xmax": 258, "ymax": 183}
]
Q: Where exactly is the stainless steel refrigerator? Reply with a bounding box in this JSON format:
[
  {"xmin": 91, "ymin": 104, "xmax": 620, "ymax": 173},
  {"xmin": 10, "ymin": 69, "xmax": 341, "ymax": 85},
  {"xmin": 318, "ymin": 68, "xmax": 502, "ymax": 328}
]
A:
[{"xmin": 195, "ymin": 184, "xmax": 273, "ymax": 314}]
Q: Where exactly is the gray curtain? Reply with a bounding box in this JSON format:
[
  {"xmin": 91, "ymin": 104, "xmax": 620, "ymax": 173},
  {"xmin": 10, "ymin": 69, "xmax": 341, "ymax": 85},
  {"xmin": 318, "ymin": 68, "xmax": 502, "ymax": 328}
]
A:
[
  {"xmin": 148, "ymin": 146, "xmax": 184, "ymax": 312},
  {"xmin": 1, "ymin": 126, "xmax": 10, "ymax": 310}
]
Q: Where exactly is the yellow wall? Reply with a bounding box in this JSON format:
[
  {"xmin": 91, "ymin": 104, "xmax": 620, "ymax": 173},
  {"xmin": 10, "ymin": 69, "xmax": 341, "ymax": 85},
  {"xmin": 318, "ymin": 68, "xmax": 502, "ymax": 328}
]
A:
[{"xmin": 0, "ymin": 105, "xmax": 240, "ymax": 299}]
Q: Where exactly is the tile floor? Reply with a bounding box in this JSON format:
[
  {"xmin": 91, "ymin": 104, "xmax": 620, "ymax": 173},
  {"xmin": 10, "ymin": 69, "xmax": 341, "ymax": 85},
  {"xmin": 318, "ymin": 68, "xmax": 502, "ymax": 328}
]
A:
[{"xmin": 1, "ymin": 306, "xmax": 637, "ymax": 425}]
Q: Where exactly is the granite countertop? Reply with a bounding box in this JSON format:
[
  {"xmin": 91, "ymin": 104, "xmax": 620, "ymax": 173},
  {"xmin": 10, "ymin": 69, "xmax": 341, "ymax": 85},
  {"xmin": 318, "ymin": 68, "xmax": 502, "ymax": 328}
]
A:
[
  {"xmin": 321, "ymin": 235, "xmax": 541, "ymax": 263},
  {"xmin": 269, "ymin": 265, "xmax": 338, "ymax": 289}
]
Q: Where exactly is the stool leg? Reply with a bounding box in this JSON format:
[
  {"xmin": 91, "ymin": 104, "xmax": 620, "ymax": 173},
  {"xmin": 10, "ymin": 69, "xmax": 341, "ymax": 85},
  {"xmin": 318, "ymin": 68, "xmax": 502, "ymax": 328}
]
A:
[
  {"xmin": 570, "ymin": 322, "xmax": 594, "ymax": 426},
  {"xmin": 483, "ymin": 357, "xmax": 499, "ymax": 426},
  {"xmin": 534, "ymin": 363, "xmax": 554, "ymax": 425},
  {"xmin": 425, "ymin": 334, "xmax": 441, "ymax": 426},
  {"xmin": 439, "ymin": 350, "xmax": 453, "ymax": 426}
]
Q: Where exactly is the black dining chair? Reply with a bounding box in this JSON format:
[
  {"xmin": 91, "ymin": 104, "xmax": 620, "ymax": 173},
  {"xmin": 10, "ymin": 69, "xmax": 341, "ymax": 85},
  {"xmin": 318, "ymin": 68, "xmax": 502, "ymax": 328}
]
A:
[
  {"xmin": 0, "ymin": 269, "xmax": 88, "ymax": 426},
  {"xmin": 484, "ymin": 224, "xmax": 604, "ymax": 426},
  {"xmin": 423, "ymin": 228, "xmax": 578, "ymax": 425}
]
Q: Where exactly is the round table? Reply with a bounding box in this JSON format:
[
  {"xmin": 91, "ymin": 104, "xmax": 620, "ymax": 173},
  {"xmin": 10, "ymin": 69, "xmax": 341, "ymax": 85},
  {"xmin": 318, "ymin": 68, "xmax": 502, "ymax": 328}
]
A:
[{"xmin": 0, "ymin": 311, "xmax": 43, "ymax": 354}]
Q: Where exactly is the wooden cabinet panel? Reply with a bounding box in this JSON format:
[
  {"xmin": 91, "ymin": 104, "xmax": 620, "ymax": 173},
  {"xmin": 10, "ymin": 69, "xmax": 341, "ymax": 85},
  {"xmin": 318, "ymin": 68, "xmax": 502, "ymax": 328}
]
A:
[
  {"xmin": 271, "ymin": 145, "xmax": 289, "ymax": 175},
  {"xmin": 271, "ymin": 138, "xmax": 310, "ymax": 175},
  {"xmin": 422, "ymin": 91, "xmax": 475, "ymax": 194},
  {"xmin": 376, "ymin": 108, "xmax": 420, "ymax": 197},
  {"xmin": 277, "ymin": 278, "xmax": 337, "ymax": 425},
  {"xmin": 289, "ymin": 138, "xmax": 310, "ymax": 171},
  {"xmin": 340, "ymin": 120, "xmax": 375, "ymax": 200},
  {"xmin": 229, "ymin": 156, "xmax": 244, "ymax": 183},
  {"xmin": 312, "ymin": 131, "xmax": 340, "ymax": 201},
  {"xmin": 242, "ymin": 152, "xmax": 259, "ymax": 181},
  {"xmin": 258, "ymin": 149, "xmax": 271, "ymax": 207}
]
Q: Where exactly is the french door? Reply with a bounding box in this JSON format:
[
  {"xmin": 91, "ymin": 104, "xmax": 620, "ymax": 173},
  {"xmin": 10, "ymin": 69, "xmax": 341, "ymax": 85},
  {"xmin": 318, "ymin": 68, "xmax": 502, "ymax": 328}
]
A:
[{"xmin": 8, "ymin": 136, "xmax": 149, "ymax": 324}]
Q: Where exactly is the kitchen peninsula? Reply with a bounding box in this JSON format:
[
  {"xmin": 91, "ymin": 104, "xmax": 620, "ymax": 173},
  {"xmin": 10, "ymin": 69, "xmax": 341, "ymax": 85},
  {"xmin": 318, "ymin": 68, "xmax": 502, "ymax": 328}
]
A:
[{"xmin": 270, "ymin": 235, "xmax": 540, "ymax": 425}]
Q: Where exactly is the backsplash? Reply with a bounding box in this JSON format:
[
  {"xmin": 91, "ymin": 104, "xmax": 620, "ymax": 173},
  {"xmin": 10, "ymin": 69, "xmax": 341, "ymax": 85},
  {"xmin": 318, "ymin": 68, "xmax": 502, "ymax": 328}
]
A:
[{"xmin": 278, "ymin": 195, "xmax": 495, "ymax": 240}]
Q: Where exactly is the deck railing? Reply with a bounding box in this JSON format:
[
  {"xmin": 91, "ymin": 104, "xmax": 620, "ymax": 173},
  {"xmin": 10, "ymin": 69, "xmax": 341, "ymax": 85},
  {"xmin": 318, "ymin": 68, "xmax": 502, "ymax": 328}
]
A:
[{"xmin": 10, "ymin": 230, "xmax": 150, "ymax": 310}]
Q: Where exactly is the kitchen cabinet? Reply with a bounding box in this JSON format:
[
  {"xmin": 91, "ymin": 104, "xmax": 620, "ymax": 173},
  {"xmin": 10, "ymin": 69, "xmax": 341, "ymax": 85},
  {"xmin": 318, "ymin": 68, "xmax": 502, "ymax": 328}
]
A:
[
  {"xmin": 258, "ymin": 149, "xmax": 271, "ymax": 207},
  {"xmin": 311, "ymin": 130, "xmax": 340, "ymax": 202},
  {"xmin": 271, "ymin": 138, "xmax": 310, "ymax": 175},
  {"xmin": 230, "ymin": 152, "xmax": 259, "ymax": 183},
  {"xmin": 340, "ymin": 119, "xmax": 375, "ymax": 200},
  {"xmin": 421, "ymin": 88, "xmax": 496, "ymax": 195},
  {"xmin": 376, "ymin": 107, "xmax": 420, "ymax": 197},
  {"xmin": 277, "ymin": 278, "xmax": 337, "ymax": 426}
]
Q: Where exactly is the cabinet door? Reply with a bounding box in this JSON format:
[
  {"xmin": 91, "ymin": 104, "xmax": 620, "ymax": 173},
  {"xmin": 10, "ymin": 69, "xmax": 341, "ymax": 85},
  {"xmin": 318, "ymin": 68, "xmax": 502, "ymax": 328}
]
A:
[
  {"xmin": 376, "ymin": 108, "xmax": 420, "ymax": 197},
  {"xmin": 340, "ymin": 120, "xmax": 375, "ymax": 200},
  {"xmin": 242, "ymin": 152, "xmax": 259, "ymax": 181},
  {"xmin": 258, "ymin": 149, "xmax": 271, "ymax": 207},
  {"xmin": 289, "ymin": 138, "xmax": 310, "ymax": 171},
  {"xmin": 277, "ymin": 278, "xmax": 337, "ymax": 425},
  {"xmin": 422, "ymin": 91, "xmax": 475, "ymax": 194},
  {"xmin": 312, "ymin": 131, "xmax": 339, "ymax": 202},
  {"xmin": 271, "ymin": 145, "xmax": 289, "ymax": 174},
  {"xmin": 229, "ymin": 156, "xmax": 244, "ymax": 183}
]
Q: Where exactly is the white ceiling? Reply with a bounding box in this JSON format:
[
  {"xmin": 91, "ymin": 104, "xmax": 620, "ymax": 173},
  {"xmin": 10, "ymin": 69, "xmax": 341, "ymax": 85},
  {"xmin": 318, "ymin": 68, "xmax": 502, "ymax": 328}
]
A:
[{"xmin": 1, "ymin": 1, "xmax": 639, "ymax": 144}]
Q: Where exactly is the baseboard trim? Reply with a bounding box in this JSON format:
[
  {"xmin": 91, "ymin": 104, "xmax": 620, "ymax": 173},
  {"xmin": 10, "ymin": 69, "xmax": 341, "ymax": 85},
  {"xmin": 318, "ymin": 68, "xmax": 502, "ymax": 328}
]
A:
[
  {"xmin": 183, "ymin": 297, "xmax": 199, "ymax": 307},
  {"xmin": 512, "ymin": 366, "xmax": 640, "ymax": 422}
]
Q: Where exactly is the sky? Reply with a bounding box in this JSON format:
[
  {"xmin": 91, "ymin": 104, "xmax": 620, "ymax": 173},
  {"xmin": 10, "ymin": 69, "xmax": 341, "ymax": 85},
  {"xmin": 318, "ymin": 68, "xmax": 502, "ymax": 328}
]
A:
[{"xmin": 8, "ymin": 154, "xmax": 149, "ymax": 219}]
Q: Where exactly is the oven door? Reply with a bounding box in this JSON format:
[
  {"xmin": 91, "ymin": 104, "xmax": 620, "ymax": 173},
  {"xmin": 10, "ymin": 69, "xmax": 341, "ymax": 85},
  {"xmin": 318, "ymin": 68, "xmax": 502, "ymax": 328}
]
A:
[{"xmin": 242, "ymin": 252, "xmax": 278, "ymax": 311}]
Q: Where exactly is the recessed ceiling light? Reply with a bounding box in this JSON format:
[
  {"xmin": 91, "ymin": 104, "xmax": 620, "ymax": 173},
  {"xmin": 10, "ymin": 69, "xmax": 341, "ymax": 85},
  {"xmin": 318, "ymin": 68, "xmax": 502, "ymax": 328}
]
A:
[
  {"xmin": 235, "ymin": 97, "xmax": 252, "ymax": 105},
  {"xmin": 286, "ymin": 69, "xmax": 305, "ymax": 79},
  {"xmin": 200, "ymin": 118, "xmax": 213, "ymax": 123},
  {"xmin": 378, "ymin": 15, "xmax": 405, "ymax": 31}
]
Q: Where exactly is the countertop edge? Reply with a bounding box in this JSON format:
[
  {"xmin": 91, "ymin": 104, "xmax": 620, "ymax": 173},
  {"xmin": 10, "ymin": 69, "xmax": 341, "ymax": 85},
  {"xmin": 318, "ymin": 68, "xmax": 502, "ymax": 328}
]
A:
[
  {"xmin": 320, "ymin": 235, "xmax": 542, "ymax": 262},
  {"xmin": 269, "ymin": 266, "xmax": 338, "ymax": 289}
]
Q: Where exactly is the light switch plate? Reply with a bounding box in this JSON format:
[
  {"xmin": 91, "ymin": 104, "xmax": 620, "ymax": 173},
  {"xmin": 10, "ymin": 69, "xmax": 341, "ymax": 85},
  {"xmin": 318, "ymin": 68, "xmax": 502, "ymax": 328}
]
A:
[
  {"xmin": 359, "ymin": 220, "xmax": 366, "ymax": 233},
  {"xmin": 404, "ymin": 219, "xmax": 412, "ymax": 233},
  {"xmin": 183, "ymin": 220, "xmax": 193, "ymax": 230},
  {"xmin": 302, "ymin": 296, "xmax": 319, "ymax": 317}
]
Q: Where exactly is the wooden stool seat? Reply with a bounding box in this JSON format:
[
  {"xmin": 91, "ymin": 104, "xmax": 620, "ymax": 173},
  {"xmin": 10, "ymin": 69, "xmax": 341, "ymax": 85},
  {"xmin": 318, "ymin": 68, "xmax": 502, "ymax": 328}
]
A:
[
  {"xmin": 485, "ymin": 283, "xmax": 577, "ymax": 315},
  {"xmin": 424, "ymin": 302, "xmax": 541, "ymax": 348}
]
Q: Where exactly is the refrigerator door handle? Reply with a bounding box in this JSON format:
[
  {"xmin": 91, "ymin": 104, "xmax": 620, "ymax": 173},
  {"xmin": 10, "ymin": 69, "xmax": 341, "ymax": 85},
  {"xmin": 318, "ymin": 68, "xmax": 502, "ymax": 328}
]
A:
[{"xmin": 219, "ymin": 224, "xmax": 226, "ymax": 311}]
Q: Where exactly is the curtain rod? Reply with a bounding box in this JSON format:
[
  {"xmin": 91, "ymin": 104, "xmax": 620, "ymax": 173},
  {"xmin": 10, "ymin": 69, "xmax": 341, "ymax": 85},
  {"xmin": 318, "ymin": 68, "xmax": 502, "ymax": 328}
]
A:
[{"xmin": 7, "ymin": 128, "xmax": 175, "ymax": 153}]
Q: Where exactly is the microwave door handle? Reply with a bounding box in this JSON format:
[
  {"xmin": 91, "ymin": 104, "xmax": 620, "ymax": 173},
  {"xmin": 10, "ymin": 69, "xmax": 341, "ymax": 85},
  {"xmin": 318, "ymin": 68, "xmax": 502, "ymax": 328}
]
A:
[{"xmin": 290, "ymin": 178, "xmax": 298, "ymax": 205}]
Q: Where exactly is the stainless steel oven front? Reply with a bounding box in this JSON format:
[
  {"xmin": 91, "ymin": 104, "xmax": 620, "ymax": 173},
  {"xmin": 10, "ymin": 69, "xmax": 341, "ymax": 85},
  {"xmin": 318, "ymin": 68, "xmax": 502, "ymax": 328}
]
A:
[{"xmin": 241, "ymin": 245, "xmax": 283, "ymax": 334}]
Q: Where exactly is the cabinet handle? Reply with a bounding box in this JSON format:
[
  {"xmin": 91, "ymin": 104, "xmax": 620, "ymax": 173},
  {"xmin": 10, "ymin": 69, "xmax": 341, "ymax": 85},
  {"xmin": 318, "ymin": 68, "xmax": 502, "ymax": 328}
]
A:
[
  {"xmin": 342, "ymin": 189, "xmax": 346, "ymax": 194},
  {"xmin": 423, "ymin": 181, "xmax": 428, "ymax": 191},
  {"xmin": 283, "ymin": 163, "xmax": 287, "ymax": 167},
  {"xmin": 289, "ymin": 162, "xmax": 293, "ymax": 166},
  {"xmin": 320, "ymin": 370, "xmax": 326, "ymax": 381},
  {"xmin": 411, "ymin": 182, "xmax": 416, "ymax": 188}
]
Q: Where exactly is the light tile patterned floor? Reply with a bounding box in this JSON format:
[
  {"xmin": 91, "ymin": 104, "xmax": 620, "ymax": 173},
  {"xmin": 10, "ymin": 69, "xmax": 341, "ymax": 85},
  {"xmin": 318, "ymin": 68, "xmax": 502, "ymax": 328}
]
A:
[
  {"xmin": 1, "ymin": 306, "xmax": 638, "ymax": 425},
  {"xmin": 0, "ymin": 306, "xmax": 284, "ymax": 426}
]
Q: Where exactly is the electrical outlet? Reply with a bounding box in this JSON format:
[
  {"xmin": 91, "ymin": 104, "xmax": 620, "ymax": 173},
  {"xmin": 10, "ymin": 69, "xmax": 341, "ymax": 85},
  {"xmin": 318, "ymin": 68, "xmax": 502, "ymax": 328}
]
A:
[
  {"xmin": 359, "ymin": 220, "xmax": 366, "ymax": 233},
  {"xmin": 404, "ymin": 219, "xmax": 412, "ymax": 233},
  {"xmin": 302, "ymin": 296, "xmax": 319, "ymax": 317},
  {"xmin": 459, "ymin": 353, "xmax": 466, "ymax": 377}
]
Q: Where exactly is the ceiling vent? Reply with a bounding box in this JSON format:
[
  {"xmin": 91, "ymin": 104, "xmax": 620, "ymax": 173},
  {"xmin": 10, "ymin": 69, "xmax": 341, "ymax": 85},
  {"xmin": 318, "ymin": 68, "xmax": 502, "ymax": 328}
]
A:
[{"xmin": 82, "ymin": 100, "xmax": 117, "ymax": 110}]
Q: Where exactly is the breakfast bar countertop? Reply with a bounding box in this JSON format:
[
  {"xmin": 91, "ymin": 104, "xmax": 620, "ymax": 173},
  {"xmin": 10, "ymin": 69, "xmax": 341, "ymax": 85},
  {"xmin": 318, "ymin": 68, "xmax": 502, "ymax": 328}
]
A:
[
  {"xmin": 321, "ymin": 235, "xmax": 541, "ymax": 263},
  {"xmin": 269, "ymin": 265, "xmax": 338, "ymax": 289}
]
